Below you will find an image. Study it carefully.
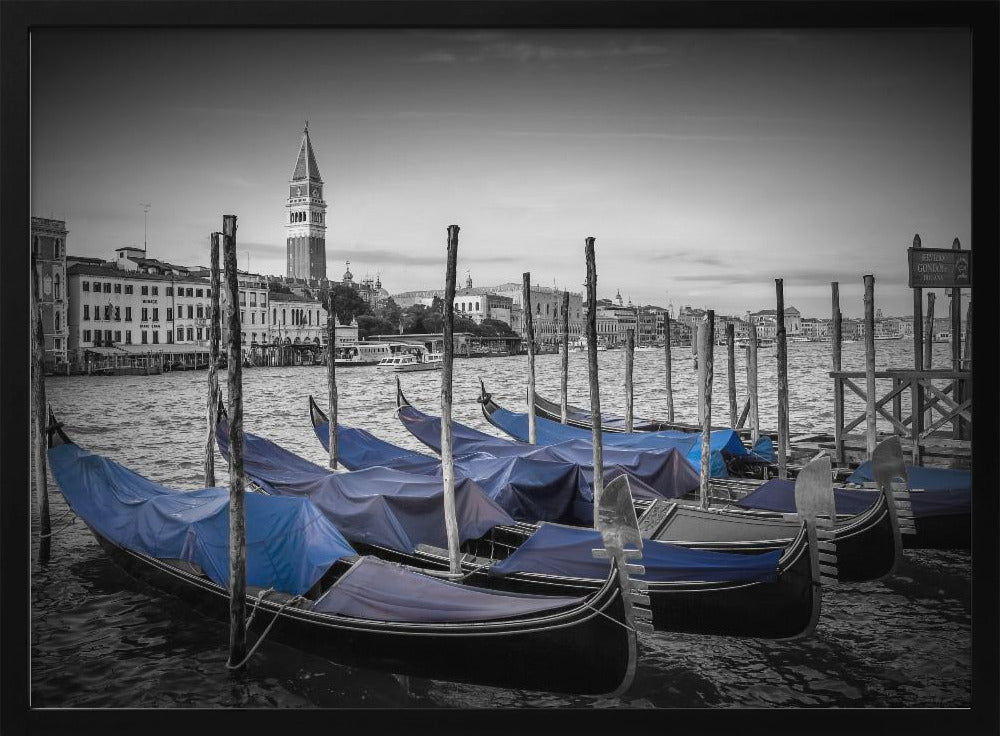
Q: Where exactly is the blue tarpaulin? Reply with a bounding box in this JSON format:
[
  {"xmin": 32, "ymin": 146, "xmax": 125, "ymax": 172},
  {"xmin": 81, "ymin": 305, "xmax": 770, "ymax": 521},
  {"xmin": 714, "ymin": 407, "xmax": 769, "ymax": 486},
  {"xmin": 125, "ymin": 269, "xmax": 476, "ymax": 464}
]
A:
[
  {"xmin": 313, "ymin": 556, "xmax": 585, "ymax": 622},
  {"xmin": 846, "ymin": 461, "xmax": 972, "ymax": 491},
  {"xmin": 48, "ymin": 442, "xmax": 355, "ymax": 595},
  {"xmin": 217, "ymin": 420, "xmax": 515, "ymax": 552},
  {"xmin": 313, "ymin": 419, "xmax": 584, "ymax": 522},
  {"xmin": 395, "ymin": 405, "xmax": 701, "ymax": 498},
  {"xmin": 480, "ymin": 403, "xmax": 761, "ymax": 477},
  {"xmin": 735, "ymin": 477, "xmax": 971, "ymax": 518},
  {"xmin": 489, "ymin": 523, "xmax": 781, "ymax": 583}
]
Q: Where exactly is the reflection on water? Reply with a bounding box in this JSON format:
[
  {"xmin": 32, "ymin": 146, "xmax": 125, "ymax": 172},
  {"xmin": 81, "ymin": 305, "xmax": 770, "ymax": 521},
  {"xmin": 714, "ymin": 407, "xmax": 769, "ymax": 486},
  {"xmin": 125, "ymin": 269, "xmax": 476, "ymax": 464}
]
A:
[{"xmin": 33, "ymin": 342, "xmax": 970, "ymax": 707}]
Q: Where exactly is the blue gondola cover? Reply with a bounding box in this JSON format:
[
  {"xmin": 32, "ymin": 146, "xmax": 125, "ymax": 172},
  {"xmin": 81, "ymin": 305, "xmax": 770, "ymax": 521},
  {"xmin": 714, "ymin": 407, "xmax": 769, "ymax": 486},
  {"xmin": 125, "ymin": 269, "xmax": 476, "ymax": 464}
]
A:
[
  {"xmin": 313, "ymin": 556, "xmax": 584, "ymax": 622},
  {"xmin": 48, "ymin": 442, "xmax": 355, "ymax": 595},
  {"xmin": 396, "ymin": 404, "xmax": 703, "ymax": 494},
  {"xmin": 217, "ymin": 421, "xmax": 515, "ymax": 552},
  {"xmin": 489, "ymin": 523, "xmax": 781, "ymax": 583}
]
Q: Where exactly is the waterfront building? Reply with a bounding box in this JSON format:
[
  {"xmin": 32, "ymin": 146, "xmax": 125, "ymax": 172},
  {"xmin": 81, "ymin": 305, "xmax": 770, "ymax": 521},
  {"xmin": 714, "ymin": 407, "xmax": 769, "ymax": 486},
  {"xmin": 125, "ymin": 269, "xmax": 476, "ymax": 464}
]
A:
[
  {"xmin": 268, "ymin": 290, "xmax": 359, "ymax": 347},
  {"xmin": 484, "ymin": 282, "xmax": 584, "ymax": 345},
  {"xmin": 391, "ymin": 289, "xmax": 440, "ymax": 309},
  {"xmin": 750, "ymin": 306, "xmax": 802, "ymax": 335},
  {"xmin": 30, "ymin": 217, "xmax": 69, "ymax": 368},
  {"xmin": 286, "ymin": 123, "xmax": 328, "ymax": 281},
  {"xmin": 66, "ymin": 247, "xmax": 211, "ymax": 364},
  {"xmin": 452, "ymin": 274, "xmax": 515, "ymax": 326}
]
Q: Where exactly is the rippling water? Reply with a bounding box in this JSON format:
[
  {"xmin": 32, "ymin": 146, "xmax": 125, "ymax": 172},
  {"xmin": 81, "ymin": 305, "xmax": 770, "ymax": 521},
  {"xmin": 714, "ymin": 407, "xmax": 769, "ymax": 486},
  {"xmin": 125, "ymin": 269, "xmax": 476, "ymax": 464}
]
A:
[{"xmin": 32, "ymin": 341, "xmax": 971, "ymax": 707}]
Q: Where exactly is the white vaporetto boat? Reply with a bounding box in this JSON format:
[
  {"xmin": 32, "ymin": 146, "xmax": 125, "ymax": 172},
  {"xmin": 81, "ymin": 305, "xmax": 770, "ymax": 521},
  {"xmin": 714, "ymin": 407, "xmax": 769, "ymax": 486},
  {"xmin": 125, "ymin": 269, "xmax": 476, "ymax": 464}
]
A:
[{"xmin": 377, "ymin": 352, "xmax": 444, "ymax": 372}]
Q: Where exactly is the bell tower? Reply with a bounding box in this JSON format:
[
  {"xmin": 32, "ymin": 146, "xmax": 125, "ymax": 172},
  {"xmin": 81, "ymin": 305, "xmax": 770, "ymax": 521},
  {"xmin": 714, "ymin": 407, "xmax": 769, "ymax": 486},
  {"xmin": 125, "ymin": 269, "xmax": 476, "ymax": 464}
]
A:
[{"xmin": 286, "ymin": 122, "xmax": 328, "ymax": 280}]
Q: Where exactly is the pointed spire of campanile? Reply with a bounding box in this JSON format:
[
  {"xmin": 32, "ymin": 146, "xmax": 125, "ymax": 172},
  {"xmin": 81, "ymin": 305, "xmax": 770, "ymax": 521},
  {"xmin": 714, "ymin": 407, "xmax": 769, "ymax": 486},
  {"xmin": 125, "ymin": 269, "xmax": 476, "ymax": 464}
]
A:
[{"xmin": 292, "ymin": 122, "xmax": 322, "ymax": 182}]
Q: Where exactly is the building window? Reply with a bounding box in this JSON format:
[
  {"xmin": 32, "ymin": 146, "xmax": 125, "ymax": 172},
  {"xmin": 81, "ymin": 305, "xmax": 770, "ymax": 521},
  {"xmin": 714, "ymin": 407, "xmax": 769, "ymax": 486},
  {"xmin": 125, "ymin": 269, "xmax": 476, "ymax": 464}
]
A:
[
  {"xmin": 207, "ymin": 288, "xmax": 212, "ymax": 298},
  {"xmin": 197, "ymin": 305, "xmax": 203, "ymax": 319},
  {"xmin": 114, "ymin": 330, "xmax": 121, "ymax": 342},
  {"xmin": 196, "ymin": 288, "xmax": 204, "ymax": 297},
  {"xmin": 250, "ymin": 292, "xmax": 256, "ymax": 307},
  {"xmin": 240, "ymin": 311, "xmax": 245, "ymax": 323},
  {"xmin": 152, "ymin": 286, "xmax": 159, "ymax": 296},
  {"xmin": 54, "ymin": 311, "xmax": 61, "ymax": 331},
  {"xmin": 104, "ymin": 305, "xmax": 112, "ymax": 320},
  {"xmin": 187, "ymin": 328, "xmax": 194, "ymax": 341},
  {"xmin": 166, "ymin": 330, "xmax": 174, "ymax": 344},
  {"xmin": 176, "ymin": 327, "xmax": 184, "ymax": 341},
  {"xmin": 166, "ymin": 287, "xmax": 173, "ymax": 296},
  {"xmin": 141, "ymin": 285, "xmax": 149, "ymax": 295},
  {"xmin": 102, "ymin": 283, "xmax": 110, "ymax": 293},
  {"xmin": 105, "ymin": 330, "xmax": 112, "ymax": 343},
  {"xmin": 125, "ymin": 331, "xmax": 132, "ymax": 344},
  {"xmin": 197, "ymin": 328, "xmax": 203, "ymax": 340},
  {"xmin": 239, "ymin": 292, "xmax": 246, "ymax": 306},
  {"xmin": 166, "ymin": 307, "xmax": 173, "ymax": 321},
  {"xmin": 141, "ymin": 331, "xmax": 148, "ymax": 344},
  {"xmin": 114, "ymin": 306, "xmax": 121, "ymax": 321},
  {"xmin": 83, "ymin": 305, "xmax": 90, "ymax": 320},
  {"xmin": 152, "ymin": 331, "xmax": 159, "ymax": 344},
  {"xmin": 93, "ymin": 281, "xmax": 101, "ymax": 291},
  {"xmin": 82, "ymin": 281, "xmax": 90, "ymax": 292},
  {"xmin": 251, "ymin": 312, "xmax": 256, "ymax": 324},
  {"xmin": 125, "ymin": 285, "xmax": 133, "ymax": 295},
  {"xmin": 187, "ymin": 305, "xmax": 194, "ymax": 319},
  {"xmin": 152, "ymin": 308, "xmax": 159, "ymax": 321},
  {"xmin": 125, "ymin": 307, "xmax": 132, "ymax": 321},
  {"xmin": 142, "ymin": 308, "xmax": 149, "ymax": 321},
  {"xmin": 83, "ymin": 330, "xmax": 91, "ymax": 342},
  {"xmin": 186, "ymin": 288, "xmax": 193, "ymax": 297},
  {"xmin": 54, "ymin": 274, "xmax": 62, "ymax": 299},
  {"xmin": 114, "ymin": 283, "xmax": 121, "ymax": 294}
]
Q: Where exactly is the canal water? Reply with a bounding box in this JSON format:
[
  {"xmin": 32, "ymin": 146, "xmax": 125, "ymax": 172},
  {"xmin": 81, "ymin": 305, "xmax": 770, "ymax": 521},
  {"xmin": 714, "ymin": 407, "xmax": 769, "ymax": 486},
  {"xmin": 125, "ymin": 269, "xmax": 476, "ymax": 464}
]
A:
[{"xmin": 32, "ymin": 340, "xmax": 971, "ymax": 707}]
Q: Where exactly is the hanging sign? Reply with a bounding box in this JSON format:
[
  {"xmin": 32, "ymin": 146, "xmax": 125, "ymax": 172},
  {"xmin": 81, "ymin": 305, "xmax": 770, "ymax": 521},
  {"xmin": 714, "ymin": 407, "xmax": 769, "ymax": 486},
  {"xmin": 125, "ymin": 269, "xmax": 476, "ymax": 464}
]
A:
[{"xmin": 907, "ymin": 248, "xmax": 972, "ymax": 288}]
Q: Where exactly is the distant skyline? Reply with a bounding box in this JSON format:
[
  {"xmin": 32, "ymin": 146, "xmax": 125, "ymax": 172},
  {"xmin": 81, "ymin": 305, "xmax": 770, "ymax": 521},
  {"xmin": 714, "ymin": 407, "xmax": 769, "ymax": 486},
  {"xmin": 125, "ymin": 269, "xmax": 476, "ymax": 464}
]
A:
[{"xmin": 31, "ymin": 29, "xmax": 971, "ymax": 318}]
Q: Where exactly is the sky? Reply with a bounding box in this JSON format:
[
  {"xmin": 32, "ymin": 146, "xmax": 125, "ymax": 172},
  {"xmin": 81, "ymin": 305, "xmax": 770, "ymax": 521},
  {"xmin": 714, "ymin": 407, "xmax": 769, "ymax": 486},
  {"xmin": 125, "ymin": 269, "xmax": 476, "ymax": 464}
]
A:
[{"xmin": 31, "ymin": 29, "xmax": 971, "ymax": 318}]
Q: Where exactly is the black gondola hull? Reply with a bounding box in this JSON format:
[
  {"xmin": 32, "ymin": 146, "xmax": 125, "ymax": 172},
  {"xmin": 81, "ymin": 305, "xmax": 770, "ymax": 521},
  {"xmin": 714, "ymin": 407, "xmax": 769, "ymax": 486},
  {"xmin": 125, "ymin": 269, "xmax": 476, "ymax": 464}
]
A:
[{"xmin": 89, "ymin": 530, "xmax": 636, "ymax": 695}]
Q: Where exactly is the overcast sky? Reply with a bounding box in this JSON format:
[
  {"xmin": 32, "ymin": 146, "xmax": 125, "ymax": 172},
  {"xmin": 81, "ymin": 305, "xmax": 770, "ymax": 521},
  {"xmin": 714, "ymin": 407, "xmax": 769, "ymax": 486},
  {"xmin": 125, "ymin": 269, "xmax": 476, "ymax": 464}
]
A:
[{"xmin": 31, "ymin": 29, "xmax": 970, "ymax": 318}]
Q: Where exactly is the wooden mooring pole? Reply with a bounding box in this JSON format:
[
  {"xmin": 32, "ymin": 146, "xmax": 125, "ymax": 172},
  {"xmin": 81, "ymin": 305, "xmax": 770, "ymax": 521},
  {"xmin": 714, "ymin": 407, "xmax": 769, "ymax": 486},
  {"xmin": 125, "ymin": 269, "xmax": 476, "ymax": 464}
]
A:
[
  {"xmin": 747, "ymin": 321, "xmax": 760, "ymax": 446},
  {"xmin": 950, "ymin": 238, "xmax": 963, "ymax": 438},
  {"xmin": 698, "ymin": 312, "xmax": 715, "ymax": 508},
  {"xmin": 222, "ymin": 214, "xmax": 247, "ymax": 669},
  {"xmin": 205, "ymin": 233, "xmax": 221, "ymax": 488},
  {"xmin": 924, "ymin": 291, "xmax": 935, "ymax": 431},
  {"xmin": 441, "ymin": 226, "xmax": 462, "ymax": 574},
  {"xmin": 584, "ymin": 237, "xmax": 605, "ymax": 507},
  {"xmin": 560, "ymin": 290, "xmax": 570, "ymax": 424},
  {"xmin": 624, "ymin": 328, "xmax": 634, "ymax": 432},
  {"xmin": 831, "ymin": 281, "xmax": 844, "ymax": 465},
  {"xmin": 327, "ymin": 290, "xmax": 338, "ymax": 470},
  {"xmin": 522, "ymin": 272, "xmax": 537, "ymax": 444},
  {"xmin": 663, "ymin": 314, "xmax": 674, "ymax": 423},
  {"xmin": 775, "ymin": 279, "xmax": 789, "ymax": 479},
  {"xmin": 863, "ymin": 274, "xmax": 877, "ymax": 459},
  {"xmin": 726, "ymin": 323, "xmax": 737, "ymax": 429},
  {"xmin": 910, "ymin": 234, "xmax": 924, "ymax": 464},
  {"xmin": 31, "ymin": 251, "xmax": 51, "ymax": 560}
]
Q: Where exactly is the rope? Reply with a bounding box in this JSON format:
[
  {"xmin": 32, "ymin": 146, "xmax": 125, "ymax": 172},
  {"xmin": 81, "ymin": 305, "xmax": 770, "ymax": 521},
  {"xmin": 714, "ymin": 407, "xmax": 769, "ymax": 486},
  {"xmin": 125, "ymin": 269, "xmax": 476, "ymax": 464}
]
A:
[
  {"xmin": 225, "ymin": 593, "xmax": 304, "ymax": 670},
  {"xmin": 245, "ymin": 587, "xmax": 274, "ymax": 629},
  {"xmin": 38, "ymin": 507, "xmax": 78, "ymax": 538},
  {"xmin": 584, "ymin": 593, "xmax": 639, "ymax": 634}
]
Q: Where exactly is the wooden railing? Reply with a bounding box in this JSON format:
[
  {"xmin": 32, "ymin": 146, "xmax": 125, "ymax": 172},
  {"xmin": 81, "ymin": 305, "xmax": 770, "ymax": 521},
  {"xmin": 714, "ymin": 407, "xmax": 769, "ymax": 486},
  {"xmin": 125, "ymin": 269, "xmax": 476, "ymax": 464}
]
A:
[{"xmin": 830, "ymin": 369, "xmax": 971, "ymax": 466}]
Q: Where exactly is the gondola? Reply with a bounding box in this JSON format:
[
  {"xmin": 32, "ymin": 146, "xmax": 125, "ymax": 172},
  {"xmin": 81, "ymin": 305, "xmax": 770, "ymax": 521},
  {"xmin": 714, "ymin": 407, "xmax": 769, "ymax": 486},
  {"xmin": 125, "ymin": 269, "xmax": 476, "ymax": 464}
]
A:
[
  {"xmin": 44, "ymin": 409, "xmax": 641, "ymax": 696},
  {"xmin": 479, "ymin": 382, "xmax": 774, "ymax": 478},
  {"xmin": 390, "ymin": 385, "xmax": 904, "ymax": 582},
  {"xmin": 731, "ymin": 454, "xmax": 969, "ymax": 550},
  {"xmin": 239, "ymin": 403, "xmax": 834, "ymax": 639}
]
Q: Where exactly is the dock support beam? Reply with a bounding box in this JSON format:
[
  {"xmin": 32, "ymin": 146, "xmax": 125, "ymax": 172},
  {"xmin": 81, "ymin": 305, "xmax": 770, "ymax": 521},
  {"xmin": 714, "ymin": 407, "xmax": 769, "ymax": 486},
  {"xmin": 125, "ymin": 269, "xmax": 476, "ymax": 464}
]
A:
[
  {"xmin": 664, "ymin": 314, "xmax": 674, "ymax": 423},
  {"xmin": 205, "ymin": 233, "xmax": 221, "ymax": 488},
  {"xmin": 726, "ymin": 323, "xmax": 737, "ymax": 429},
  {"xmin": 560, "ymin": 290, "xmax": 569, "ymax": 424},
  {"xmin": 31, "ymin": 251, "xmax": 51, "ymax": 562},
  {"xmin": 327, "ymin": 291, "xmax": 338, "ymax": 470},
  {"xmin": 624, "ymin": 328, "xmax": 634, "ymax": 432}
]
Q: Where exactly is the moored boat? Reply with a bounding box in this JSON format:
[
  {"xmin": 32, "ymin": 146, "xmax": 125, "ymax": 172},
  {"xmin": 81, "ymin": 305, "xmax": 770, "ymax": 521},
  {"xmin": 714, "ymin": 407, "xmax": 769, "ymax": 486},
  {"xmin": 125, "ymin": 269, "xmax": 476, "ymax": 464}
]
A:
[
  {"xmin": 389, "ymin": 387, "xmax": 905, "ymax": 582},
  {"xmin": 45, "ymin": 409, "xmax": 641, "ymax": 695}
]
